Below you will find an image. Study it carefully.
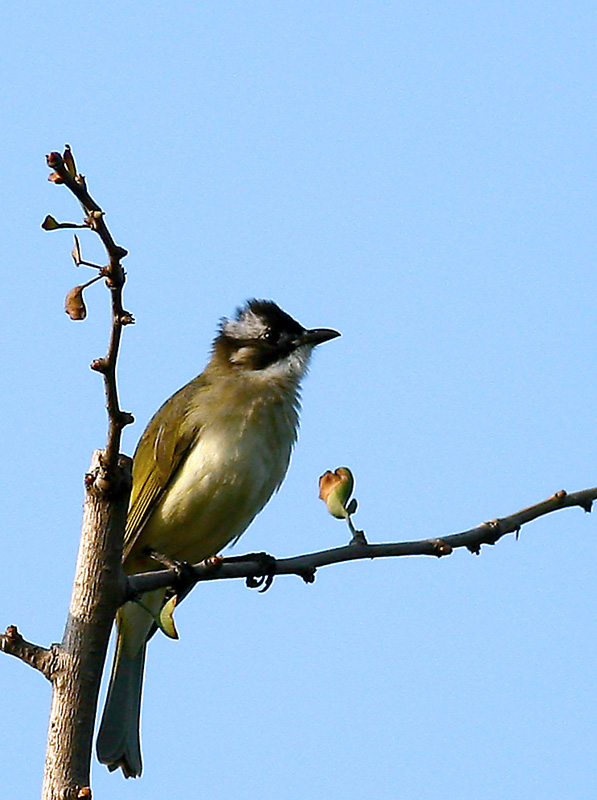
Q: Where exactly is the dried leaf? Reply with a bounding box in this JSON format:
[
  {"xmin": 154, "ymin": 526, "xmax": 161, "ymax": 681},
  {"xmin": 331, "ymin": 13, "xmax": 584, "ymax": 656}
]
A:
[
  {"xmin": 65, "ymin": 285, "xmax": 87, "ymax": 320},
  {"xmin": 63, "ymin": 144, "xmax": 77, "ymax": 177},
  {"xmin": 71, "ymin": 235, "xmax": 82, "ymax": 266}
]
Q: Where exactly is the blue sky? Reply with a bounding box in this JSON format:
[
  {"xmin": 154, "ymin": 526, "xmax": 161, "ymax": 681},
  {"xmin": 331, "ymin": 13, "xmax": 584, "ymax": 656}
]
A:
[{"xmin": 2, "ymin": 2, "xmax": 596, "ymax": 798}]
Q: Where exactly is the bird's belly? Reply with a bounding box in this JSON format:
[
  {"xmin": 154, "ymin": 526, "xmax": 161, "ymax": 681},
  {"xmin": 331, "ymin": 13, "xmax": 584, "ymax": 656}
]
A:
[{"xmin": 133, "ymin": 423, "xmax": 291, "ymax": 567}]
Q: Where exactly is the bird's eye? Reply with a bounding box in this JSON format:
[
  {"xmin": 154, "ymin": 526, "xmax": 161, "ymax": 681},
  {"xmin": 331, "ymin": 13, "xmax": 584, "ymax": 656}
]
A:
[{"xmin": 263, "ymin": 328, "xmax": 279, "ymax": 343}]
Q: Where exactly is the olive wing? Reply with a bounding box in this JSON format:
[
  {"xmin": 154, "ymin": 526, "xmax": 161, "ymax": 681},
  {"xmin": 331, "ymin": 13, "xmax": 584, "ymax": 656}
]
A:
[{"xmin": 123, "ymin": 376, "xmax": 208, "ymax": 561}]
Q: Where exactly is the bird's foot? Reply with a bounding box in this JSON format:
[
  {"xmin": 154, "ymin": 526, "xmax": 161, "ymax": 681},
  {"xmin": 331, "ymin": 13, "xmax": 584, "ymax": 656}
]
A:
[
  {"xmin": 143, "ymin": 547, "xmax": 198, "ymax": 602},
  {"xmin": 224, "ymin": 551, "xmax": 277, "ymax": 593}
]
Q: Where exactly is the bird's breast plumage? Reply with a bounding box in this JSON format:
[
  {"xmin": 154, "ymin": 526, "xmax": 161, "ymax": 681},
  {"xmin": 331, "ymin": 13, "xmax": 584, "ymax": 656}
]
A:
[{"xmin": 124, "ymin": 378, "xmax": 299, "ymax": 574}]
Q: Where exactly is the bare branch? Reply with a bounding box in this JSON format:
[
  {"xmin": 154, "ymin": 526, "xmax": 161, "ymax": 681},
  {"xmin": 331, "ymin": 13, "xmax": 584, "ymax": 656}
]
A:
[
  {"xmin": 127, "ymin": 486, "xmax": 597, "ymax": 597},
  {"xmin": 0, "ymin": 626, "xmax": 61, "ymax": 680},
  {"xmin": 36, "ymin": 149, "xmax": 134, "ymax": 800},
  {"xmin": 46, "ymin": 149, "xmax": 127, "ymax": 265},
  {"xmin": 46, "ymin": 148, "xmax": 134, "ymax": 472},
  {"xmin": 41, "ymin": 451, "xmax": 130, "ymax": 800}
]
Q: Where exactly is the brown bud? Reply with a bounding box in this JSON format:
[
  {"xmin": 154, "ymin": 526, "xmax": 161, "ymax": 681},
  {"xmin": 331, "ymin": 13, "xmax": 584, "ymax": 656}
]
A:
[
  {"xmin": 319, "ymin": 467, "xmax": 354, "ymax": 519},
  {"xmin": 48, "ymin": 172, "xmax": 64, "ymax": 184},
  {"xmin": 65, "ymin": 285, "xmax": 87, "ymax": 320},
  {"xmin": 5, "ymin": 625, "xmax": 19, "ymax": 641},
  {"xmin": 46, "ymin": 152, "xmax": 62, "ymax": 168},
  {"xmin": 90, "ymin": 358, "xmax": 108, "ymax": 373},
  {"xmin": 41, "ymin": 215, "xmax": 60, "ymax": 231},
  {"xmin": 432, "ymin": 539, "xmax": 453, "ymax": 556},
  {"xmin": 119, "ymin": 411, "xmax": 135, "ymax": 427}
]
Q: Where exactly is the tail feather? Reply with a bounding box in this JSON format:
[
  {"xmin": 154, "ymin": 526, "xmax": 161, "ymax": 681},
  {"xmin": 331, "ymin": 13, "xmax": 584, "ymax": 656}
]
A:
[
  {"xmin": 96, "ymin": 632, "xmax": 146, "ymax": 778},
  {"xmin": 97, "ymin": 593, "xmax": 164, "ymax": 778}
]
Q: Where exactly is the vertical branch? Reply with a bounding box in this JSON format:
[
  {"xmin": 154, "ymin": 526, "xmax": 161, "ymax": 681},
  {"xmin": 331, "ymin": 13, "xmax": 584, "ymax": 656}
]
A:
[
  {"xmin": 38, "ymin": 149, "xmax": 135, "ymax": 799},
  {"xmin": 46, "ymin": 149, "xmax": 134, "ymax": 471},
  {"xmin": 42, "ymin": 453, "xmax": 130, "ymax": 800},
  {"xmin": 90, "ymin": 245, "xmax": 134, "ymax": 469}
]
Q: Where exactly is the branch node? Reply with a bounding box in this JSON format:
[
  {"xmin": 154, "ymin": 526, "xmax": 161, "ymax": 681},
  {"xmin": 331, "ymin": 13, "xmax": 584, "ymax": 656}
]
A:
[
  {"xmin": 349, "ymin": 530, "xmax": 368, "ymax": 546},
  {"xmin": 82, "ymin": 452, "xmax": 131, "ymax": 499},
  {"xmin": 119, "ymin": 311, "xmax": 135, "ymax": 326},
  {"xmin": 0, "ymin": 625, "xmax": 60, "ymax": 680},
  {"xmin": 84, "ymin": 471, "xmax": 95, "ymax": 488},
  {"xmin": 90, "ymin": 358, "xmax": 109, "ymax": 373},
  {"xmin": 46, "ymin": 151, "xmax": 62, "ymax": 169},
  {"xmin": 481, "ymin": 519, "xmax": 501, "ymax": 544},
  {"xmin": 431, "ymin": 538, "xmax": 453, "ymax": 556},
  {"xmin": 5, "ymin": 624, "xmax": 18, "ymax": 642},
  {"xmin": 299, "ymin": 567, "xmax": 316, "ymax": 584},
  {"xmin": 93, "ymin": 470, "xmax": 113, "ymax": 495},
  {"xmin": 118, "ymin": 411, "xmax": 135, "ymax": 427}
]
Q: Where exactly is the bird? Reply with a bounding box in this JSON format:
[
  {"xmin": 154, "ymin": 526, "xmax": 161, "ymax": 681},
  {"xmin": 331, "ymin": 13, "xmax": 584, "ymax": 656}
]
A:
[{"xmin": 96, "ymin": 299, "xmax": 340, "ymax": 778}]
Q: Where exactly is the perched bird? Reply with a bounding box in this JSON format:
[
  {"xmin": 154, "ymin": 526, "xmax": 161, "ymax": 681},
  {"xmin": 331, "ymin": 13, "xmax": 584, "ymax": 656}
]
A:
[{"xmin": 96, "ymin": 299, "xmax": 339, "ymax": 778}]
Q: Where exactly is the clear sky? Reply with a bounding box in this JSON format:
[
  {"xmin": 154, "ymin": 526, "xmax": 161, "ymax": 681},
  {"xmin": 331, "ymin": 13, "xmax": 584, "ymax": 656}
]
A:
[{"xmin": 2, "ymin": 2, "xmax": 596, "ymax": 798}]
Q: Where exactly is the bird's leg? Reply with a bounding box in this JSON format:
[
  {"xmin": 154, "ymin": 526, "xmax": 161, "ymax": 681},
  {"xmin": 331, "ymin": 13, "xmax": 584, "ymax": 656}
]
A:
[{"xmin": 142, "ymin": 546, "xmax": 198, "ymax": 603}]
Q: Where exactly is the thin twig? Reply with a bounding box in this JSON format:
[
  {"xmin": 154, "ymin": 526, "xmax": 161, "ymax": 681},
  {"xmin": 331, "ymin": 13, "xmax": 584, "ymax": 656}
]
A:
[
  {"xmin": 0, "ymin": 626, "xmax": 61, "ymax": 680},
  {"xmin": 46, "ymin": 149, "xmax": 134, "ymax": 472}
]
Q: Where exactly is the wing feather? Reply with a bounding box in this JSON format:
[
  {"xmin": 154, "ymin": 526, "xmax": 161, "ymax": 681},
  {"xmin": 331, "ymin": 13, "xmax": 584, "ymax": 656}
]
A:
[{"xmin": 123, "ymin": 375, "xmax": 209, "ymax": 562}]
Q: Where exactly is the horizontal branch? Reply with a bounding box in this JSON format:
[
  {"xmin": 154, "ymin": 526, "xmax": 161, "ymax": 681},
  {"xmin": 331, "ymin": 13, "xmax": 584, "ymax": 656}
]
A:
[{"xmin": 127, "ymin": 486, "xmax": 597, "ymax": 597}]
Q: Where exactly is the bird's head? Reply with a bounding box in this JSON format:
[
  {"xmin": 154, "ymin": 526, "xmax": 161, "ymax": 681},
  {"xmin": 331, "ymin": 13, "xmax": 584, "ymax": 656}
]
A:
[{"xmin": 212, "ymin": 299, "xmax": 340, "ymax": 381}]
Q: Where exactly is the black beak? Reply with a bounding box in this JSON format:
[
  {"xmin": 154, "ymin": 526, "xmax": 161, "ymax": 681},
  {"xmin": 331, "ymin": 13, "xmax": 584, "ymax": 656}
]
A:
[{"xmin": 300, "ymin": 327, "xmax": 341, "ymax": 346}]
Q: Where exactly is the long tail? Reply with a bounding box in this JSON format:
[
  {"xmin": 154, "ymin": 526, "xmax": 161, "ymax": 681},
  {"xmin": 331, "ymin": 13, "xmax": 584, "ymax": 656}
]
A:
[{"xmin": 97, "ymin": 591, "xmax": 164, "ymax": 778}]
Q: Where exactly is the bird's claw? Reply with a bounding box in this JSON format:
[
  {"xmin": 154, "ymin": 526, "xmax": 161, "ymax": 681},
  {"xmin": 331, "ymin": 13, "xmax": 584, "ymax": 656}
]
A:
[
  {"xmin": 247, "ymin": 571, "xmax": 275, "ymax": 593},
  {"xmin": 224, "ymin": 551, "xmax": 277, "ymax": 593},
  {"xmin": 143, "ymin": 547, "xmax": 198, "ymax": 601}
]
